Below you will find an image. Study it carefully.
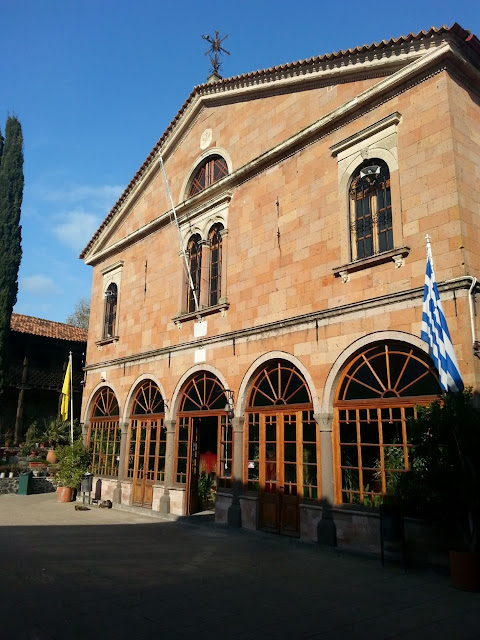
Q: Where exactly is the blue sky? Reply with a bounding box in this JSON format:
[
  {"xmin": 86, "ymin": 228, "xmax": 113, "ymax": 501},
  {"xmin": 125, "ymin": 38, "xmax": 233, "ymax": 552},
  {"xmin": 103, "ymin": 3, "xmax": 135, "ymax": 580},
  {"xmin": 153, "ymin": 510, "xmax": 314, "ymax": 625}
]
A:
[{"xmin": 1, "ymin": 0, "xmax": 479, "ymax": 324}]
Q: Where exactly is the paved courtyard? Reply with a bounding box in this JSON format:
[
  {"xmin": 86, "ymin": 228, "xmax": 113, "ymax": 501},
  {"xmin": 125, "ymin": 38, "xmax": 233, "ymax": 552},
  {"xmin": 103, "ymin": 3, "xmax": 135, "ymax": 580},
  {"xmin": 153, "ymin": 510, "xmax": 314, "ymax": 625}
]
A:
[{"xmin": 0, "ymin": 493, "xmax": 479, "ymax": 639}]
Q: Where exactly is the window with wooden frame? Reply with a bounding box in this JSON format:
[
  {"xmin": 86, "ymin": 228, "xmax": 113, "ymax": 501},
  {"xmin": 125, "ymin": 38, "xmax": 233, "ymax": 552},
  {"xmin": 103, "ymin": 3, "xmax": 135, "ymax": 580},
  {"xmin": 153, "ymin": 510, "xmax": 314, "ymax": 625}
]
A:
[
  {"xmin": 88, "ymin": 388, "xmax": 120, "ymax": 477},
  {"xmin": 244, "ymin": 361, "xmax": 320, "ymax": 501},
  {"xmin": 334, "ymin": 343, "xmax": 441, "ymax": 507},
  {"xmin": 186, "ymin": 234, "xmax": 202, "ymax": 313},
  {"xmin": 126, "ymin": 381, "xmax": 166, "ymax": 487},
  {"xmin": 350, "ymin": 159, "xmax": 393, "ymax": 261},
  {"xmin": 103, "ymin": 282, "xmax": 118, "ymax": 339},
  {"xmin": 208, "ymin": 223, "xmax": 223, "ymax": 306},
  {"xmin": 188, "ymin": 155, "xmax": 229, "ymax": 198}
]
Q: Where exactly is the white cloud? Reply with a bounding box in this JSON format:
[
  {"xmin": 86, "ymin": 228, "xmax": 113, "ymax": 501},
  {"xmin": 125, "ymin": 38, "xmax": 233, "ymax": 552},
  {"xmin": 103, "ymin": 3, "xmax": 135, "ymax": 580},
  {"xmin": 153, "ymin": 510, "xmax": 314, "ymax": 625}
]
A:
[
  {"xmin": 51, "ymin": 209, "xmax": 102, "ymax": 252},
  {"xmin": 21, "ymin": 274, "xmax": 61, "ymax": 297},
  {"xmin": 30, "ymin": 181, "xmax": 124, "ymax": 253},
  {"xmin": 38, "ymin": 184, "xmax": 124, "ymax": 208}
]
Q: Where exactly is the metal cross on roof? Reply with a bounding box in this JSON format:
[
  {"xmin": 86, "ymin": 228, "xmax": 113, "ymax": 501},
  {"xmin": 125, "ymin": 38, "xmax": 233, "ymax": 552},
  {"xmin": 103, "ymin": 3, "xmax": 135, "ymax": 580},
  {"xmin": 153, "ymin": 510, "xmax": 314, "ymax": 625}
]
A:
[{"xmin": 202, "ymin": 30, "xmax": 230, "ymax": 75}]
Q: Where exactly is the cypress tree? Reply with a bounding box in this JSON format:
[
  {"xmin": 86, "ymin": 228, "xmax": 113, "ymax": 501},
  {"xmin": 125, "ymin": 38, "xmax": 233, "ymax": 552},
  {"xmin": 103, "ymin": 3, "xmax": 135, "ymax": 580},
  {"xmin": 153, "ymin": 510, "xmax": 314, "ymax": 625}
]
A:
[{"xmin": 0, "ymin": 116, "xmax": 23, "ymax": 394}]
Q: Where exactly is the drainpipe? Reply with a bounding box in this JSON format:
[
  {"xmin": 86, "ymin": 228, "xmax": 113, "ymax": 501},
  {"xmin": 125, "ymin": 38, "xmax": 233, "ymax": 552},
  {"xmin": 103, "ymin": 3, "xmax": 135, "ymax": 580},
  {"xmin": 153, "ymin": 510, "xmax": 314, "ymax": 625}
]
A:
[{"xmin": 468, "ymin": 276, "xmax": 479, "ymax": 356}]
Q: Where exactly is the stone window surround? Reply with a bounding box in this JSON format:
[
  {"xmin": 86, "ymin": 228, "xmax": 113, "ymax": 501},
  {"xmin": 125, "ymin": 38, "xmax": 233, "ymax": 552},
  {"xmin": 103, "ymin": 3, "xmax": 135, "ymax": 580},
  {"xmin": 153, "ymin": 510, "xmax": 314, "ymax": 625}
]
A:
[
  {"xmin": 330, "ymin": 112, "xmax": 405, "ymax": 279},
  {"xmin": 96, "ymin": 260, "xmax": 124, "ymax": 346},
  {"xmin": 180, "ymin": 147, "xmax": 234, "ymax": 203},
  {"xmin": 174, "ymin": 197, "xmax": 230, "ymax": 324}
]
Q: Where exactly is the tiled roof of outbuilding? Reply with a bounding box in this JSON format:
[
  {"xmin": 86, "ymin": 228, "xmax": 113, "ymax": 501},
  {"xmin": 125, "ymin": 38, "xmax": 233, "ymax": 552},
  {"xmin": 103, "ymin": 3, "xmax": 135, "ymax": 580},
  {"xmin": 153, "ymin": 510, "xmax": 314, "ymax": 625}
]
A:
[
  {"xmin": 11, "ymin": 313, "xmax": 88, "ymax": 343},
  {"xmin": 79, "ymin": 23, "xmax": 479, "ymax": 260}
]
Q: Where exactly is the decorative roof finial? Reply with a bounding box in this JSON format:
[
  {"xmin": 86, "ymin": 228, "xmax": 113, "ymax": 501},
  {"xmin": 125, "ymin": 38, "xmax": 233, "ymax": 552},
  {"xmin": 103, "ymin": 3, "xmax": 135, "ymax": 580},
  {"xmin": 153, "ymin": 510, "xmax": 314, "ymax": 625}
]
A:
[{"xmin": 202, "ymin": 30, "xmax": 230, "ymax": 80}]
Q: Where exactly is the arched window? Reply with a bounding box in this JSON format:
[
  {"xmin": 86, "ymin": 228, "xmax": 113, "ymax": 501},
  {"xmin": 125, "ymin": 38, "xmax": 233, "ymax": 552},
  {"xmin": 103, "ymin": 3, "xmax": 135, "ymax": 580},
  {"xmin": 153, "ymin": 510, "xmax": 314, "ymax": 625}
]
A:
[
  {"xmin": 188, "ymin": 155, "xmax": 228, "ymax": 198},
  {"xmin": 103, "ymin": 283, "xmax": 117, "ymax": 339},
  {"xmin": 209, "ymin": 224, "xmax": 223, "ymax": 306},
  {"xmin": 88, "ymin": 387, "xmax": 120, "ymax": 477},
  {"xmin": 350, "ymin": 159, "xmax": 392, "ymax": 261},
  {"xmin": 186, "ymin": 235, "xmax": 202, "ymax": 313},
  {"xmin": 334, "ymin": 342, "xmax": 440, "ymax": 506}
]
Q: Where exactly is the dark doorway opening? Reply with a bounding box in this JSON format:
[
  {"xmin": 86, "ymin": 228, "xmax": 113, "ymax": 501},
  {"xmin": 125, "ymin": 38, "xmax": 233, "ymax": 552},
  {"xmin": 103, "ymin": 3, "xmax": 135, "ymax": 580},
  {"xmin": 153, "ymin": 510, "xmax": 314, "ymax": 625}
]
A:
[{"xmin": 189, "ymin": 415, "xmax": 218, "ymax": 514}]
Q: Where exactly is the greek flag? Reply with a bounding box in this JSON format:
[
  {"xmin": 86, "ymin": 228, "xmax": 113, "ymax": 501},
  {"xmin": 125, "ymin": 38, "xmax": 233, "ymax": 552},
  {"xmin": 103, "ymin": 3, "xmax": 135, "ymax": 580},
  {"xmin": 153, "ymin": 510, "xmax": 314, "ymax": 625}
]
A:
[{"xmin": 421, "ymin": 239, "xmax": 464, "ymax": 392}]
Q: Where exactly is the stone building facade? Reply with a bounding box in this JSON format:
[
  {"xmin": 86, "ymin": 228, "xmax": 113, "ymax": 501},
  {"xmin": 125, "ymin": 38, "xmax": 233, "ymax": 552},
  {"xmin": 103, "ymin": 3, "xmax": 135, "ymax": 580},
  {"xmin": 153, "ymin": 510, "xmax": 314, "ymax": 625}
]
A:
[{"xmin": 80, "ymin": 24, "xmax": 480, "ymax": 549}]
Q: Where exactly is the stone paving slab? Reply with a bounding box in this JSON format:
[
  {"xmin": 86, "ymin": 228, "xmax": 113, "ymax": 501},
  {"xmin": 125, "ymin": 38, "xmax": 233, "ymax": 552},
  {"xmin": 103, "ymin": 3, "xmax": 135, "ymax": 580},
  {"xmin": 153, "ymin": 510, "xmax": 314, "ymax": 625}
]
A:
[{"xmin": 0, "ymin": 493, "xmax": 479, "ymax": 639}]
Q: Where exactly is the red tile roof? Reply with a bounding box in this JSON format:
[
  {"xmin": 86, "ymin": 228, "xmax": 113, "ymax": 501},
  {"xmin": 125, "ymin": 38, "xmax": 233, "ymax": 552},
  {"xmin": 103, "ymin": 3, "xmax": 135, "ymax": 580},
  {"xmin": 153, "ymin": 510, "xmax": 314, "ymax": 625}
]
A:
[
  {"xmin": 11, "ymin": 313, "xmax": 88, "ymax": 342},
  {"xmin": 79, "ymin": 23, "xmax": 479, "ymax": 260}
]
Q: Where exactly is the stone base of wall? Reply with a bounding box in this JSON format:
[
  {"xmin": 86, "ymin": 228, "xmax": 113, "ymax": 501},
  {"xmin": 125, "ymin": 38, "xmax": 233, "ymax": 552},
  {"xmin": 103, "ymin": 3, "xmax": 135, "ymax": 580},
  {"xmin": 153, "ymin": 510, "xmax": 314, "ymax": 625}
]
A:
[
  {"xmin": 333, "ymin": 507, "xmax": 380, "ymax": 554},
  {"xmin": 152, "ymin": 485, "xmax": 165, "ymax": 511},
  {"xmin": 300, "ymin": 502, "xmax": 323, "ymax": 542},
  {"xmin": 215, "ymin": 492, "xmax": 232, "ymax": 524},
  {"xmin": 169, "ymin": 488, "xmax": 185, "ymax": 516},
  {"xmin": 120, "ymin": 481, "xmax": 133, "ymax": 505},
  {"xmin": 0, "ymin": 477, "xmax": 56, "ymax": 495},
  {"xmin": 239, "ymin": 494, "xmax": 258, "ymax": 530}
]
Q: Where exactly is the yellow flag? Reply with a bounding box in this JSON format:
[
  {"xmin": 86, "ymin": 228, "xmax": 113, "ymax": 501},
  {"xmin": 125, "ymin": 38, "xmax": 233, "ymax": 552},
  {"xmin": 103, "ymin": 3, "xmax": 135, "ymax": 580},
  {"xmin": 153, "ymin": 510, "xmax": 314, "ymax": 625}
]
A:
[{"xmin": 60, "ymin": 359, "xmax": 71, "ymax": 421}]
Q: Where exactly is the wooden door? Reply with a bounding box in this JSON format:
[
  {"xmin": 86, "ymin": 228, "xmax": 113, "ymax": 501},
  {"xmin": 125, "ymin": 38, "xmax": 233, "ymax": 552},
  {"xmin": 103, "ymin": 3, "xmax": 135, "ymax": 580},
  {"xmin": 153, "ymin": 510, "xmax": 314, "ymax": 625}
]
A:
[
  {"xmin": 130, "ymin": 419, "xmax": 159, "ymax": 508},
  {"xmin": 259, "ymin": 412, "xmax": 300, "ymax": 536}
]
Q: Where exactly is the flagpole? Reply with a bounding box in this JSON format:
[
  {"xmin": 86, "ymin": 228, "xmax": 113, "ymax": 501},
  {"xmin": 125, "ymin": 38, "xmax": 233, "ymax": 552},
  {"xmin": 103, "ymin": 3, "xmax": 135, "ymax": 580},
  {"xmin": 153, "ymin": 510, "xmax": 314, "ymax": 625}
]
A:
[
  {"xmin": 159, "ymin": 155, "xmax": 200, "ymax": 314},
  {"xmin": 69, "ymin": 352, "xmax": 74, "ymax": 444}
]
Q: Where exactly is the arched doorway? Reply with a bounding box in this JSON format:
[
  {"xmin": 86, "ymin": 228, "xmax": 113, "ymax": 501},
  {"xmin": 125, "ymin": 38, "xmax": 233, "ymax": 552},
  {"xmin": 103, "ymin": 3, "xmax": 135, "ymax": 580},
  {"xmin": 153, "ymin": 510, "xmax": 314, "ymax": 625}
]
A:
[
  {"xmin": 334, "ymin": 342, "xmax": 441, "ymax": 506},
  {"xmin": 174, "ymin": 372, "xmax": 232, "ymax": 515},
  {"xmin": 126, "ymin": 380, "xmax": 166, "ymax": 508},
  {"xmin": 88, "ymin": 387, "xmax": 120, "ymax": 477},
  {"xmin": 245, "ymin": 360, "xmax": 319, "ymax": 536}
]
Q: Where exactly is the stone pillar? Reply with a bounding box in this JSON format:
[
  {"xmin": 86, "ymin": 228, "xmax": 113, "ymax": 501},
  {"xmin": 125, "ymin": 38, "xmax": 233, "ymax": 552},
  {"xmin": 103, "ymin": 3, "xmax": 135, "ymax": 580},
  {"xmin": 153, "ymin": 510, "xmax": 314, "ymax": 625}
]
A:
[
  {"xmin": 112, "ymin": 420, "xmax": 129, "ymax": 504},
  {"xmin": 227, "ymin": 415, "xmax": 244, "ymax": 527},
  {"xmin": 314, "ymin": 412, "xmax": 336, "ymax": 546},
  {"xmin": 315, "ymin": 412, "xmax": 334, "ymax": 503},
  {"xmin": 219, "ymin": 228, "xmax": 228, "ymax": 304},
  {"xmin": 198, "ymin": 240, "xmax": 209, "ymax": 309},
  {"xmin": 159, "ymin": 419, "xmax": 176, "ymax": 514},
  {"xmin": 81, "ymin": 421, "xmax": 88, "ymax": 446},
  {"xmin": 178, "ymin": 249, "xmax": 189, "ymax": 315}
]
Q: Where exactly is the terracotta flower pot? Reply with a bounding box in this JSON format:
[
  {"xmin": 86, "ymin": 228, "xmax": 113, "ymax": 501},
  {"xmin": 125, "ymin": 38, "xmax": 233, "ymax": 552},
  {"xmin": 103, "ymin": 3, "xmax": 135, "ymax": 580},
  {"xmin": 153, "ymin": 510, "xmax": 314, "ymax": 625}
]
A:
[
  {"xmin": 57, "ymin": 486, "xmax": 73, "ymax": 503},
  {"xmin": 46, "ymin": 450, "xmax": 57, "ymax": 464},
  {"xmin": 450, "ymin": 550, "xmax": 480, "ymax": 592}
]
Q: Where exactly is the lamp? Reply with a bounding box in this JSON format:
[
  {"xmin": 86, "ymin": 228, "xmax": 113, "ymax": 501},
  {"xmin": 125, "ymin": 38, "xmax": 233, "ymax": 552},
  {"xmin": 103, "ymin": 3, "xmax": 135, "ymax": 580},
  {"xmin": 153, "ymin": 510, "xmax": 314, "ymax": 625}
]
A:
[
  {"xmin": 224, "ymin": 389, "xmax": 235, "ymax": 419},
  {"xmin": 360, "ymin": 164, "xmax": 381, "ymax": 184}
]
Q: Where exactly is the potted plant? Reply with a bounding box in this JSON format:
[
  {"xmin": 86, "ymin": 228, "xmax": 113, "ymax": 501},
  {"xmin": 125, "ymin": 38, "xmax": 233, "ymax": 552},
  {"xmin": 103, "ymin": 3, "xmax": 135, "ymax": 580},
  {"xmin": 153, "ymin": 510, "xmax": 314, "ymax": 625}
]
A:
[
  {"xmin": 41, "ymin": 418, "xmax": 70, "ymax": 463},
  {"xmin": 197, "ymin": 471, "xmax": 215, "ymax": 510},
  {"xmin": 28, "ymin": 455, "xmax": 47, "ymax": 473},
  {"xmin": 396, "ymin": 389, "xmax": 480, "ymax": 591},
  {"xmin": 55, "ymin": 440, "xmax": 91, "ymax": 503}
]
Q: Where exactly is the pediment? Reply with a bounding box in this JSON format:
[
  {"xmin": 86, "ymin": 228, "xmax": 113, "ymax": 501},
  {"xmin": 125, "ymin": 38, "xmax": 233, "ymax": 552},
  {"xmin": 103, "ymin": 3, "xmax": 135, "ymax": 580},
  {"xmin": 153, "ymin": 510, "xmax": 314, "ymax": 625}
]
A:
[{"xmin": 81, "ymin": 26, "xmax": 478, "ymax": 265}]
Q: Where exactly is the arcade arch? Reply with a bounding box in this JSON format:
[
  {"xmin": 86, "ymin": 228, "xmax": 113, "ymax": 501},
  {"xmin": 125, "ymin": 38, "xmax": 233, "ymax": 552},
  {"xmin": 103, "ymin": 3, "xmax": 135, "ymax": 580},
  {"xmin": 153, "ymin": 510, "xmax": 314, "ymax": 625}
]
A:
[
  {"xmin": 333, "ymin": 341, "xmax": 441, "ymax": 506},
  {"xmin": 174, "ymin": 371, "xmax": 231, "ymax": 515},
  {"xmin": 244, "ymin": 359, "xmax": 319, "ymax": 536},
  {"xmin": 126, "ymin": 380, "xmax": 166, "ymax": 508}
]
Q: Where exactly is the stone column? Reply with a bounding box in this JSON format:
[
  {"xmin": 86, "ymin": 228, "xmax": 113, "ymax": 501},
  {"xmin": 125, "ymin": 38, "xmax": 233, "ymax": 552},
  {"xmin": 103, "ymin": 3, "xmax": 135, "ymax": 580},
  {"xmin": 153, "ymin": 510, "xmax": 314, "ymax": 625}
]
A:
[
  {"xmin": 112, "ymin": 420, "xmax": 129, "ymax": 504},
  {"xmin": 219, "ymin": 228, "xmax": 228, "ymax": 304},
  {"xmin": 198, "ymin": 240, "xmax": 209, "ymax": 309},
  {"xmin": 315, "ymin": 412, "xmax": 334, "ymax": 503},
  {"xmin": 159, "ymin": 419, "xmax": 176, "ymax": 514},
  {"xmin": 81, "ymin": 421, "xmax": 88, "ymax": 446},
  {"xmin": 227, "ymin": 415, "xmax": 244, "ymax": 527},
  {"xmin": 314, "ymin": 411, "xmax": 336, "ymax": 546},
  {"xmin": 178, "ymin": 249, "xmax": 189, "ymax": 315}
]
